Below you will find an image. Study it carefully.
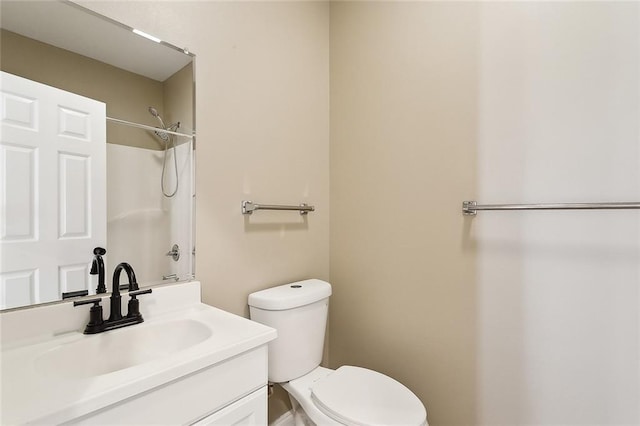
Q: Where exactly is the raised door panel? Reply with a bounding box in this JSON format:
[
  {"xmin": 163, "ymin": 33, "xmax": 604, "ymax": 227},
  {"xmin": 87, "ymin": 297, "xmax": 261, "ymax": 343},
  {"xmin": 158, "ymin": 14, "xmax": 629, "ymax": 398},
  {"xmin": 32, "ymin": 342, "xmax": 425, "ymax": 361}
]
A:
[{"xmin": 0, "ymin": 143, "xmax": 36, "ymax": 241}]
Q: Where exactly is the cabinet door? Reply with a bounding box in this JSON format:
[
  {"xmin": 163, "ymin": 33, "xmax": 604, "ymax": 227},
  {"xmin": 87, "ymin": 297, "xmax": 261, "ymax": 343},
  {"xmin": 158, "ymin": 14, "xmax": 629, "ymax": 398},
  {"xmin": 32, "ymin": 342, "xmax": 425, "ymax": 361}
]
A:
[{"xmin": 193, "ymin": 387, "xmax": 267, "ymax": 426}]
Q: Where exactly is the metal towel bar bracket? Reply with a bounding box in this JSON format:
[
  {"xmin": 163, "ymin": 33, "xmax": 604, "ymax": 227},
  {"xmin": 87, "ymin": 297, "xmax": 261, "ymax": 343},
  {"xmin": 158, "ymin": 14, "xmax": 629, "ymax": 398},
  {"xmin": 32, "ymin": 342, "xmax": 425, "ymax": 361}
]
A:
[
  {"xmin": 242, "ymin": 200, "xmax": 315, "ymax": 215},
  {"xmin": 463, "ymin": 200, "xmax": 640, "ymax": 216}
]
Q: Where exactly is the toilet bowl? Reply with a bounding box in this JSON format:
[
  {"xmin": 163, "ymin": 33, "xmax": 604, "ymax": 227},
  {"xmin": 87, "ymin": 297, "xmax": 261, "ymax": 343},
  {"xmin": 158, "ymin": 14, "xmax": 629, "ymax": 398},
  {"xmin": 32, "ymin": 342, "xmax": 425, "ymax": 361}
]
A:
[{"xmin": 248, "ymin": 279, "xmax": 428, "ymax": 426}]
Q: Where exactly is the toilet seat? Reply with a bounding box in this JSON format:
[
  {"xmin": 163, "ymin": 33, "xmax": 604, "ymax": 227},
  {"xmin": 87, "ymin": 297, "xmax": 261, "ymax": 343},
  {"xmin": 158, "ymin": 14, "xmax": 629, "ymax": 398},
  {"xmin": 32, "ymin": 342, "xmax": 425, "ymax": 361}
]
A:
[{"xmin": 306, "ymin": 366, "xmax": 426, "ymax": 426}]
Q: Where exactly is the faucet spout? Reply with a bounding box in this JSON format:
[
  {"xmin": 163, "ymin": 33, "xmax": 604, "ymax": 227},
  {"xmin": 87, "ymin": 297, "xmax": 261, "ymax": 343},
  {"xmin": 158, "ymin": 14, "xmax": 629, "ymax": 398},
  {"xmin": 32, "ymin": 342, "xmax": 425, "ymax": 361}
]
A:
[
  {"xmin": 109, "ymin": 262, "xmax": 139, "ymax": 321},
  {"xmin": 113, "ymin": 262, "xmax": 139, "ymax": 292}
]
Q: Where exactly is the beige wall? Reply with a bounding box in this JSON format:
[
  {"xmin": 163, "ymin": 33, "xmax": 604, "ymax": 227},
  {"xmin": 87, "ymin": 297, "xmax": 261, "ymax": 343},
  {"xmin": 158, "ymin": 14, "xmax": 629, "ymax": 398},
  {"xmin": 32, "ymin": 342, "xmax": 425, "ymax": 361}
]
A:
[
  {"xmin": 77, "ymin": 1, "xmax": 330, "ymax": 422},
  {"xmin": 0, "ymin": 29, "xmax": 168, "ymax": 150},
  {"xmin": 163, "ymin": 62, "xmax": 194, "ymax": 142},
  {"xmin": 330, "ymin": 3, "xmax": 478, "ymax": 425}
]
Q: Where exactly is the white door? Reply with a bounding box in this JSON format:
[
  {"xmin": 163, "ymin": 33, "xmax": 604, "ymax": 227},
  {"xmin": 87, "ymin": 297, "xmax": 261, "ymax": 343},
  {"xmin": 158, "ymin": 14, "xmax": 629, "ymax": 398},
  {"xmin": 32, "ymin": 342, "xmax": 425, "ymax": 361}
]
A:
[{"xmin": 0, "ymin": 71, "xmax": 106, "ymax": 309}]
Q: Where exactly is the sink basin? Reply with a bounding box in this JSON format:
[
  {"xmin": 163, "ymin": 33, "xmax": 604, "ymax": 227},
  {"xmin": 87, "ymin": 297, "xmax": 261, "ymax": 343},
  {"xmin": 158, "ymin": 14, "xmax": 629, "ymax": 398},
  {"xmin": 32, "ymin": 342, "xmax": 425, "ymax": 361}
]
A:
[{"xmin": 35, "ymin": 318, "xmax": 212, "ymax": 378}]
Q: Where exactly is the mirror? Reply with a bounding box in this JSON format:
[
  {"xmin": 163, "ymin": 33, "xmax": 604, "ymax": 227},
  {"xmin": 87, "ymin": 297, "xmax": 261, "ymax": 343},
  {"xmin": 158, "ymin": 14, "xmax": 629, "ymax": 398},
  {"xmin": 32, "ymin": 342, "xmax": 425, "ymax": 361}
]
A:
[{"xmin": 0, "ymin": 1, "xmax": 196, "ymax": 310}]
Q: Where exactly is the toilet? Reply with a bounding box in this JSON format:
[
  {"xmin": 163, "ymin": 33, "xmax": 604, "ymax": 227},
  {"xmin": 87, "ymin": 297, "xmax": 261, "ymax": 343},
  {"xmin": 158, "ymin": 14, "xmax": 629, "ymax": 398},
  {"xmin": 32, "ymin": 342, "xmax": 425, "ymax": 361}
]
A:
[{"xmin": 248, "ymin": 279, "xmax": 428, "ymax": 426}]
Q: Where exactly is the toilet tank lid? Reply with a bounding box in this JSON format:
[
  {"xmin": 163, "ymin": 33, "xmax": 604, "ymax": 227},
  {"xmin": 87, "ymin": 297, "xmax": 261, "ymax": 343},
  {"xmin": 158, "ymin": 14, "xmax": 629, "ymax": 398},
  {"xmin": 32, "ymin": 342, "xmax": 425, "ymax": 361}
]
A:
[{"xmin": 248, "ymin": 279, "xmax": 332, "ymax": 311}]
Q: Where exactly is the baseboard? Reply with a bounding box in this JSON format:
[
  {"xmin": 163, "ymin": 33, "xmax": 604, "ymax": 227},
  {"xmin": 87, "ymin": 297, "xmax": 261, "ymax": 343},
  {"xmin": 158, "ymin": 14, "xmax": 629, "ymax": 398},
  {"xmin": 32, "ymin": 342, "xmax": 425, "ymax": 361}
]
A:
[{"xmin": 271, "ymin": 410, "xmax": 295, "ymax": 426}]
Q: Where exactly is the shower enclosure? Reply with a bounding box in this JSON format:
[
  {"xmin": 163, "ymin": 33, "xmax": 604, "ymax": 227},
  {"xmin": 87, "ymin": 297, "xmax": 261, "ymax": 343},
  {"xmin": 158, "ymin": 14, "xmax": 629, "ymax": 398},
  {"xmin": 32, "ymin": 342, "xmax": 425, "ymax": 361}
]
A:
[{"xmin": 107, "ymin": 127, "xmax": 194, "ymax": 286}]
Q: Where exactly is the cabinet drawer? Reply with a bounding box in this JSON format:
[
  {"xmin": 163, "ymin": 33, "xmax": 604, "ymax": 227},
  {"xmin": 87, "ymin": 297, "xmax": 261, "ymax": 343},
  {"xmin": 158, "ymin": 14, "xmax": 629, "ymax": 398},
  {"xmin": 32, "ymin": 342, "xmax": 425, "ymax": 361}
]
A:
[
  {"xmin": 67, "ymin": 345, "xmax": 268, "ymax": 425},
  {"xmin": 191, "ymin": 387, "xmax": 267, "ymax": 425}
]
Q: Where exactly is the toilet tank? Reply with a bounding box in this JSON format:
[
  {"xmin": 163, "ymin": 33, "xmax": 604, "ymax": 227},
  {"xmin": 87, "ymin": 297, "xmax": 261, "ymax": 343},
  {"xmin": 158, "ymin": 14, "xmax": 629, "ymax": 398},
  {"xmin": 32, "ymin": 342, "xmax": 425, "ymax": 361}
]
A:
[{"xmin": 248, "ymin": 279, "xmax": 332, "ymax": 383}]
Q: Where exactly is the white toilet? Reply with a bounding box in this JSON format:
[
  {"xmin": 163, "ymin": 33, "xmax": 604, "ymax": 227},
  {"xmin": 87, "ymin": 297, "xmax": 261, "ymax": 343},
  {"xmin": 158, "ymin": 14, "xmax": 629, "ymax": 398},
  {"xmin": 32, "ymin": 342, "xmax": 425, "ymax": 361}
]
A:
[{"xmin": 248, "ymin": 279, "xmax": 428, "ymax": 426}]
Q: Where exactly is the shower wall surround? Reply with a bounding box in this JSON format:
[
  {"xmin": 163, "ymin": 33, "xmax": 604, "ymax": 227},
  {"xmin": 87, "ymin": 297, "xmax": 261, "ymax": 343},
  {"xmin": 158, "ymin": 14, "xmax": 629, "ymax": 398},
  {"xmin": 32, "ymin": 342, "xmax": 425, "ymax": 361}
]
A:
[
  {"xmin": 107, "ymin": 141, "xmax": 192, "ymax": 284},
  {"xmin": 107, "ymin": 145, "xmax": 170, "ymax": 284}
]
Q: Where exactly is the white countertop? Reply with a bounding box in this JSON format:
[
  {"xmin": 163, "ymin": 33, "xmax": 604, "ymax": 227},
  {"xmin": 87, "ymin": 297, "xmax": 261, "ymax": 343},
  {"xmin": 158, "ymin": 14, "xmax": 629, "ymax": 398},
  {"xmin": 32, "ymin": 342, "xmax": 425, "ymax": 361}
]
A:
[{"xmin": 0, "ymin": 281, "xmax": 277, "ymax": 424}]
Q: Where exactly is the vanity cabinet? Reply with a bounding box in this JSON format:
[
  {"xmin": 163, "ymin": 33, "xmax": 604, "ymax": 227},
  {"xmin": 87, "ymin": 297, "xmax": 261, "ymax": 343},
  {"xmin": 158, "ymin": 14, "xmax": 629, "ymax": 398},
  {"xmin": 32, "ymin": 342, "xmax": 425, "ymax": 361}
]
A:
[{"xmin": 67, "ymin": 346, "xmax": 269, "ymax": 425}]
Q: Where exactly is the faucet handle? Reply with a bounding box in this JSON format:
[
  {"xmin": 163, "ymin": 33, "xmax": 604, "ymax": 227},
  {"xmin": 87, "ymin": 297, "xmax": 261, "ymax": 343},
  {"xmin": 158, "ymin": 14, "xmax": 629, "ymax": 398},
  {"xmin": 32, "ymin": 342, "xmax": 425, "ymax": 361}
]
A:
[
  {"xmin": 127, "ymin": 288, "xmax": 152, "ymax": 319},
  {"xmin": 73, "ymin": 298, "xmax": 104, "ymax": 334},
  {"xmin": 129, "ymin": 289, "xmax": 152, "ymax": 298},
  {"xmin": 73, "ymin": 297, "xmax": 102, "ymax": 307},
  {"xmin": 166, "ymin": 244, "xmax": 180, "ymax": 261}
]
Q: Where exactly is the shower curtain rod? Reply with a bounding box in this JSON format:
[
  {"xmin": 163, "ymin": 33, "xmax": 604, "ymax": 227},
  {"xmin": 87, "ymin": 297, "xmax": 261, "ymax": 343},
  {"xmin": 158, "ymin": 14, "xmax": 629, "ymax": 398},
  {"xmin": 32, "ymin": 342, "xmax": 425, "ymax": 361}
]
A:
[
  {"xmin": 107, "ymin": 116, "xmax": 194, "ymax": 139},
  {"xmin": 462, "ymin": 200, "xmax": 640, "ymax": 216}
]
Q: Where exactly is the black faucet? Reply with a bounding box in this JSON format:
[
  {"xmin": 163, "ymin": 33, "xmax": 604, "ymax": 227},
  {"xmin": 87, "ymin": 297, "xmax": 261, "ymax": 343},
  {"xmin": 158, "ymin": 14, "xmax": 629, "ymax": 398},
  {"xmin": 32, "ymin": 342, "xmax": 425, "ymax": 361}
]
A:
[
  {"xmin": 74, "ymin": 262, "xmax": 151, "ymax": 334},
  {"xmin": 90, "ymin": 247, "xmax": 107, "ymax": 294},
  {"xmin": 109, "ymin": 262, "xmax": 139, "ymax": 321}
]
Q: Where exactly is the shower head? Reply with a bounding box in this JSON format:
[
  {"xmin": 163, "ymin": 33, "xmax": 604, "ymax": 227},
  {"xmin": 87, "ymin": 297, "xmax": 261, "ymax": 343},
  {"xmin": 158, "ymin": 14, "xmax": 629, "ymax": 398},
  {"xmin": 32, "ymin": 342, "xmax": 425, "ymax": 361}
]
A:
[
  {"xmin": 148, "ymin": 106, "xmax": 166, "ymax": 129},
  {"xmin": 148, "ymin": 106, "xmax": 180, "ymax": 143}
]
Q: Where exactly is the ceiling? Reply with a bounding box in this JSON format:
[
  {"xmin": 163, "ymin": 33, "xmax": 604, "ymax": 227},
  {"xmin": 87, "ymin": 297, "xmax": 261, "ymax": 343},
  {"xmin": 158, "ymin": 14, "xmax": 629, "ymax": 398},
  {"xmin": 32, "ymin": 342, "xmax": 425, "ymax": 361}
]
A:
[{"xmin": 0, "ymin": 1, "xmax": 192, "ymax": 82}]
